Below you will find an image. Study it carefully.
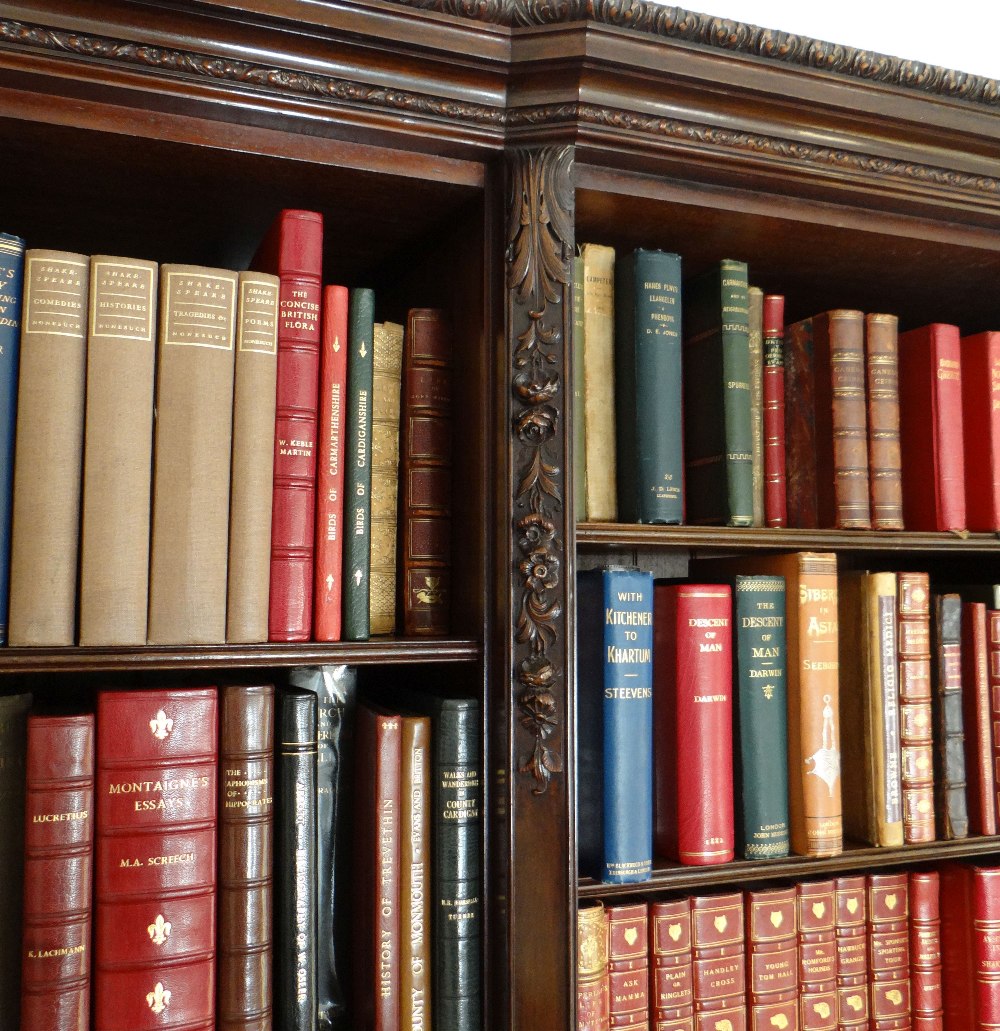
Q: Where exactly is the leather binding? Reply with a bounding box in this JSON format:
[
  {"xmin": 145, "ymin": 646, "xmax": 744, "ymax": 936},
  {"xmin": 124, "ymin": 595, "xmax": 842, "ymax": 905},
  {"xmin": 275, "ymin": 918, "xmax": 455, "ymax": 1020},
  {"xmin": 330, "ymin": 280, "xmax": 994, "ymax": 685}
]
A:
[
  {"xmin": 578, "ymin": 568, "xmax": 654, "ymax": 883},
  {"xmin": 838, "ymin": 571, "xmax": 903, "ymax": 847},
  {"xmin": 217, "ymin": 684, "xmax": 273, "ymax": 1031},
  {"xmin": 93, "ymin": 687, "xmax": 217, "ymax": 1031},
  {"xmin": 797, "ymin": 879, "xmax": 837, "ymax": 1031},
  {"xmin": 962, "ymin": 601, "xmax": 996, "ymax": 834},
  {"xmin": 275, "ymin": 688, "xmax": 317, "ymax": 1031},
  {"xmin": 649, "ymin": 898, "xmax": 693, "ymax": 1031},
  {"xmin": 682, "ymin": 258, "xmax": 754, "ymax": 526},
  {"xmin": 654, "ymin": 583, "xmax": 734, "ymax": 865},
  {"xmin": 614, "ymin": 248, "xmax": 684, "ymax": 525},
  {"xmin": 577, "ymin": 903, "xmax": 610, "ymax": 1031},
  {"xmin": 784, "ymin": 316, "xmax": 818, "ymax": 528},
  {"xmin": 0, "ymin": 233, "xmax": 25, "ymax": 644},
  {"xmin": 572, "ymin": 256, "xmax": 587, "ymax": 520},
  {"xmin": 148, "ymin": 265, "xmax": 238, "ymax": 644},
  {"xmin": 399, "ymin": 308, "xmax": 453, "ymax": 637},
  {"xmin": 313, "ymin": 285, "xmax": 349, "ymax": 642},
  {"xmin": 834, "ymin": 875, "xmax": 869, "ymax": 1031},
  {"xmin": 8, "ymin": 250, "xmax": 88, "ymax": 645},
  {"xmin": 747, "ymin": 286, "xmax": 764, "ymax": 526},
  {"xmin": 226, "ymin": 272, "xmax": 279, "ymax": 644},
  {"xmin": 733, "ymin": 574, "xmax": 789, "ymax": 859},
  {"xmin": 19, "ymin": 713, "xmax": 93, "ymax": 1031},
  {"xmin": 745, "ymin": 886, "xmax": 797, "ymax": 1031},
  {"xmin": 690, "ymin": 892, "xmax": 745, "ymax": 1030},
  {"xmin": 78, "ymin": 256, "xmax": 158, "ymax": 646},
  {"xmin": 939, "ymin": 863, "xmax": 975, "ymax": 1029},
  {"xmin": 990, "ymin": 611, "xmax": 1000, "ymax": 824},
  {"xmin": 909, "ymin": 870, "xmax": 943, "ymax": 1031},
  {"xmin": 762, "ymin": 294, "xmax": 787, "ymax": 528},
  {"xmin": 288, "ymin": 666, "xmax": 357, "ymax": 1031},
  {"xmin": 896, "ymin": 322, "xmax": 966, "ymax": 531},
  {"xmin": 962, "ymin": 331, "xmax": 1000, "ymax": 530},
  {"xmin": 342, "ymin": 287, "xmax": 375, "ymax": 641},
  {"xmin": 971, "ymin": 865, "xmax": 1000, "ymax": 1028},
  {"xmin": 867, "ymin": 872, "xmax": 910, "ymax": 1030},
  {"xmin": 897, "ymin": 572, "xmax": 935, "ymax": 843},
  {"xmin": 580, "ymin": 243, "xmax": 617, "ymax": 521},
  {"xmin": 369, "ymin": 320, "xmax": 404, "ymax": 635},
  {"xmin": 931, "ymin": 593, "xmax": 968, "ymax": 839},
  {"xmin": 607, "ymin": 902, "xmax": 648, "ymax": 1029},
  {"xmin": 864, "ymin": 314, "xmax": 904, "ymax": 530},
  {"xmin": 251, "ymin": 209, "xmax": 324, "ymax": 641}
]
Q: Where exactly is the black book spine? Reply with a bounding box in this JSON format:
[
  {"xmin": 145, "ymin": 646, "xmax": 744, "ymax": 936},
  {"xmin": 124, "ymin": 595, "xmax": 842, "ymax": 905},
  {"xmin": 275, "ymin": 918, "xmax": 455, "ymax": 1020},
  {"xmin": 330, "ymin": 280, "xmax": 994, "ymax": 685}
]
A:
[{"xmin": 933, "ymin": 593, "xmax": 969, "ymax": 839}]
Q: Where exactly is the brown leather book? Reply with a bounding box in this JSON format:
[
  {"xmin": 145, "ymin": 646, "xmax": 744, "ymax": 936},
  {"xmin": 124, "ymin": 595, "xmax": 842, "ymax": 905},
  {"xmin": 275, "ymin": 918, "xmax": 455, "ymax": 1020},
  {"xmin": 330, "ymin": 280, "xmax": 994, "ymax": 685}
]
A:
[
  {"xmin": 867, "ymin": 872, "xmax": 910, "ymax": 1030},
  {"xmin": 78, "ymin": 256, "xmax": 158, "ymax": 646},
  {"xmin": 649, "ymin": 898, "xmax": 692, "ymax": 1031},
  {"xmin": 897, "ymin": 572, "xmax": 935, "ymax": 843},
  {"xmin": 8, "ymin": 250, "xmax": 89, "ymax": 645},
  {"xmin": 20, "ymin": 713, "xmax": 95, "ymax": 1031},
  {"xmin": 835, "ymin": 875, "xmax": 869, "ymax": 1031},
  {"xmin": 864, "ymin": 314, "xmax": 904, "ymax": 530},
  {"xmin": 745, "ymin": 885, "xmax": 797, "ymax": 1031},
  {"xmin": 218, "ymin": 684, "xmax": 273, "ymax": 1031},
  {"xmin": 691, "ymin": 892, "xmax": 744, "ymax": 1030},
  {"xmin": 577, "ymin": 902, "xmax": 610, "ymax": 1031},
  {"xmin": 226, "ymin": 272, "xmax": 279, "ymax": 644},
  {"xmin": 399, "ymin": 308, "xmax": 453, "ymax": 636},
  {"xmin": 963, "ymin": 601, "xmax": 996, "ymax": 835},
  {"xmin": 797, "ymin": 879, "xmax": 837, "ymax": 1031},
  {"xmin": 147, "ymin": 265, "xmax": 238, "ymax": 644},
  {"xmin": 607, "ymin": 902, "xmax": 648, "ymax": 1029},
  {"xmin": 909, "ymin": 871, "xmax": 943, "ymax": 1031}
]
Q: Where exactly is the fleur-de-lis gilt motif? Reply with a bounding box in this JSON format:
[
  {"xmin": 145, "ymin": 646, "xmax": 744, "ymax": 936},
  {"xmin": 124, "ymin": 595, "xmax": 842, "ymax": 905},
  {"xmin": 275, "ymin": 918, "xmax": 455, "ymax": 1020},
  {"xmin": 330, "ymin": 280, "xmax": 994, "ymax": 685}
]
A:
[
  {"xmin": 146, "ymin": 982, "xmax": 171, "ymax": 1014},
  {"xmin": 149, "ymin": 709, "xmax": 173, "ymax": 741},
  {"xmin": 147, "ymin": 914, "xmax": 172, "ymax": 946},
  {"xmin": 415, "ymin": 576, "xmax": 446, "ymax": 605}
]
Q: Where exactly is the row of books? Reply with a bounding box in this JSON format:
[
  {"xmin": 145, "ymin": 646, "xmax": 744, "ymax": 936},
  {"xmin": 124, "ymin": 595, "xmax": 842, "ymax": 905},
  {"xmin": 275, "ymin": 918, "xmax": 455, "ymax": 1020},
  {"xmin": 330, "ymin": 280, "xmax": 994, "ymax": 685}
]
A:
[
  {"xmin": 578, "ymin": 557, "xmax": 1000, "ymax": 885},
  {"xmin": 0, "ymin": 210, "xmax": 452, "ymax": 649},
  {"xmin": 0, "ymin": 675, "xmax": 481, "ymax": 1031},
  {"xmin": 576, "ymin": 863, "xmax": 999, "ymax": 1031},
  {"xmin": 576, "ymin": 243, "xmax": 999, "ymax": 532}
]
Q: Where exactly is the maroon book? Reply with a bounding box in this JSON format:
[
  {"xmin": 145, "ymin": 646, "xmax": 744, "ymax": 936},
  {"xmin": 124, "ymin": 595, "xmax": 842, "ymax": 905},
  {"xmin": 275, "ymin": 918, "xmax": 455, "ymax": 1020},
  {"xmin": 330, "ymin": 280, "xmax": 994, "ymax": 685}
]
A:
[
  {"xmin": 745, "ymin": 886, "xmax": 797, "ymax": 1031},
  {"xmin": 20, "ymin": 713, "xmax": 95, "ymax": 1031},
  {"xmin": 93, "ymin": 688, "xmax": 218, "ymax": 1031},
  {"xmin": 939, "ymin": 863, "xmax": 975, "ymax": 1029},
  {"xmin": 649, "ymin": 898, "xmax": 693, "ymax": 1031},
  {"xmin": 690, "ymin": 892, "xmax": 745, "ymax": 1031},
  {"xmin": 961, "ymin": 331, "xmax": 1000, "ymax": 531},
  {"xmin": 607, "ymin": 902, "xmax": 648, "ymax": 1029},
  {"xmin": 909, "ymin": 870, "xmax": 943, "ymax": 1031},
  {"xmin": 251, "ymin": 208, "xmax": 324, "ymax": 642},
  {"xmin": 762, "ymin": 294, "xmax": 787, "ymax": 528},
  {"xmin": 867, "ymin": 872, "xmax": 910, "ymax": 1031},
  {"xmin": 990, "ymin": 610, "xmax": 1000, "ymax": 826},
  {"xmin": 834, "ymin": 875, "xmax": 869, "ymax": 1031},
  {"xmin": 963, "ymin": 601, "xmax": 996, "ymax": 835},
  {"xmin": 797, "ymin": 879, "xmax": 837, "ymax": 1031}
]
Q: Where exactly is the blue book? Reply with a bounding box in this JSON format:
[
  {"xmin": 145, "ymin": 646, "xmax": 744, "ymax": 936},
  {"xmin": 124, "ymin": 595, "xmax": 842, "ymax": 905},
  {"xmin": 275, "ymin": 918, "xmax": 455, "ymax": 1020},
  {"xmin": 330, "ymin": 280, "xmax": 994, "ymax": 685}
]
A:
[
  {"xmin": 577, "ymin": 567, "xmax": 654, "ymax": 883},
  {"xmin": 0, "ymin": 233, "xmax": 25, "ymax": 646}
]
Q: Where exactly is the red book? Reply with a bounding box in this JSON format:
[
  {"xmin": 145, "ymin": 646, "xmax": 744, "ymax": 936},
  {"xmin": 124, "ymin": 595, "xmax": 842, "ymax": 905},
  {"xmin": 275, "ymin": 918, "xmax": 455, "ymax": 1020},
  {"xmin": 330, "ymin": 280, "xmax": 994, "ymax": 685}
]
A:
[
  {"xmin": 745, "ymin": 886, "xmax": 797, "ymax": 1031},
  {"xmin": 939, "ymin": 863, "xmax": 975, "ymax": 1029},
  {"xmin": 607, "ymin": 902, "xmax": 648, "ymax": 1029},
  {"xmin": 961, "ymin": 331, "xmax": 1000, "ymax": 530},
  {"xmin": 762, "ymin": 294, "xmax": 787, "ymax": 528},
  {"xmin": 990, "ymin": 610, "xmax": 1000, "ymax": 825},
  {"xmin": 897, "ymin": 322, "xmax": 966, "ymax": 531},
  {"xmin": 797, "ymin": 879, "xmax": 837, "ymax": 1031},
  {"xmin": 867, "ymin": 872, "xmax": 910, "ymax": 1031},
  {"xmin": 313, "ymin": 284, "xmax": 349, "ymax": 641},
  {"xmin": 909, "ymin": 870, "xmax": 943, "ymax": 1031},
  {"xmin": 690, "ymin": 892, "xmax": 745, "ymax": 1030},
  {"xmin": 834, "ymin": 875, "xmax": 869, "ymax": 1031},
  {"xmin": 20, "ymin": 713, "xmax": 95, "ymax": 1031},
  {"xmin": 649, "ymin": 898, "xmax": 693, "ymax": 1031},
  {"xmin": 251, "ymin": 208, "xmax": 324, "ymax": 641},
  {"xmin": 963, "ymin": 601, "xmax": 996, "ymax": 835},
  {"xmin": 93, "ymin": 688, "xmax": 218, "ymax": 1031},
  {"xmin": 653, "ymin": 583, "xmax": 734, "ymax": 866}
]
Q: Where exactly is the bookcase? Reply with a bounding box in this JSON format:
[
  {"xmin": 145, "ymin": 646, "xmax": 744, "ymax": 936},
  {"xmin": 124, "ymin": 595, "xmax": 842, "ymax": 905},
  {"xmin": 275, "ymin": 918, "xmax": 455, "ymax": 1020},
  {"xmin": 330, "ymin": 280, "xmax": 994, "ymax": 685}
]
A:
[{"xmin": 4, "ymin": 1, "xmax": 1000, "ymax": 1028}]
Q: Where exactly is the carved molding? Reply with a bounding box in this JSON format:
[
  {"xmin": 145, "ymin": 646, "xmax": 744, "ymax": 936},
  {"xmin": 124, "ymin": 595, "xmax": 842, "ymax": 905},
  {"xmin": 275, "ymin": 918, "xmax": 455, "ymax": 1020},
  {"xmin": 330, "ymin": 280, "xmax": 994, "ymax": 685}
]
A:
[{"xmin": 506, "ymin": 145, "xmax": 573, "ymax": 795}]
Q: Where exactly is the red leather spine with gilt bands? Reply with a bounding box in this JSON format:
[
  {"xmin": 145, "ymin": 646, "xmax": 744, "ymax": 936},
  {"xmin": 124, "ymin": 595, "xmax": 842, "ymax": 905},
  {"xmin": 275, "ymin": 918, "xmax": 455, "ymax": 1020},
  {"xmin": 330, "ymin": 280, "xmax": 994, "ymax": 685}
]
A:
[{"xmin": 762, "ymin": 294, "xmax": 787, "ymax": 528}]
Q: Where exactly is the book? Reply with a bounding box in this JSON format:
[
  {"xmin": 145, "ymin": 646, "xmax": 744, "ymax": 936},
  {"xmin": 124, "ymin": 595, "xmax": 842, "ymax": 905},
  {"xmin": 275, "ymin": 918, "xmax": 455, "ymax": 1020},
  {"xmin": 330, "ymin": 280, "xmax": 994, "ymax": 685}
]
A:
[
  {"xmin": 398, "ymin": 308, "xmax": 453, "ymax": 636},
  {"xmin": 838, "ymin": 571, "xmax": 902, "ymax": 847},
  {"xmin": 748, "ymin": 285, "xmax": 764, "ymax": 526},
  {"xmin": 93, "ymin": 687, "xmax": 218, "ymax": 1031},
  {"xmin": 226, "ymin": 271, "xmax": 279, "ymax": 644},
  {"xmin": 690, "ymin": 892, "xmax": 745, "ymax": 1029},
  {"xmin": 607, "ymin": 902, "xmax": 648, "ymax": 1029},
  {"xmin": 217, "ymin": 684, "xmax": 273, "ymax": 1031},
  {"xmin": 797, "ymin": 879, "xmax": 837, "ymax": 1031},
  {"xmin": 577, "ymin": 568, "xmax": 654, "ymax": 883},
  {"xmin": 653, "ymin": 582, "xmax": 734, "ymax": 865},
  {"xmin": 8, "ymin": 249, "xmax": 88, "ymax": 645},
  {"xmin": 762, "ymin": 293, "xmax": 787, "ymax": 528},
  {"xmin": 251, "ymin": 208, "xmax": 324, "ymax": 642},
  {"xmin": 19, "ymin": 713, "xmax": 93, "ymax": 1031},
  {"xmin": 577, "ymin": 903, "xmax": 610, "ymax": 1031},
  {"xmin": 909, "ymin": 870, "xmax": 943, "ymax": 1031},
  {"xmin": 961, "ymin": 330, "xmax": 1000, "ymax": 531},
  {"xmin": 932, "ymin": 593, "xmax": 968, "ymax": 839},
  {"xmin": 865, "ymin": 313, "xmax": 904, "ymax": 530},
  {"xmin": 580, "ymin": 243, "xmax": 617, "ymax": 521},
  {"xmin": 867, "ymin": 872, "xmax": 910, "ymax": 1030},
  {"xmin": 147, "ymin": 265, "xmax": 238, "ymax": 644},
  {"xmin": 572, "ymin": 256, "xmax": 587, "ymax": 521},
  {"xmin": 682, "ymin": 258, "xmax": 753, "ymax": 526},
  {"xmin": 78, "ymin": 256, "xmax": 158, "ymax": 646},
  {"xmin": 963, "ymin": 601, "xmax": 996, "ymax": 835},
  {"xmin": 745, "ymin": 885, "xmax": 797, "ymax": 1031},
  {"xmin": 369, "ymin": 320, "xmax": 404, "ymax": 635},
  {"xmin": 0, "ymin": 232, "xmax": 25, "ymax": 645},
  {"xmin": 313, "ymin": 285, "xmax": 349, "ymax": 642},
  {"xmin": 897, "ymin": 322, "xmax": 966, "ymax": 531},
  {"xmin": 649, "ymin": 898, "xmax": 693, "ymax": 1031},
  {"xmin": 834, "ymin": 875, "xmax": 870, "ymax": 1031},
  {"xmin": 733, "ymin": 573, "xmax": 789, "ymax": 859},
  {"xmin": 991, "ymin": 610, "xmax": 1000, "ymax": 825},
  {"xmin": 614, "ymin": 248, "xmax": 684, "ymax": 524},
  {"xmin": 342, "ymin": 287, "xmax": 375, "ymax": 641}
]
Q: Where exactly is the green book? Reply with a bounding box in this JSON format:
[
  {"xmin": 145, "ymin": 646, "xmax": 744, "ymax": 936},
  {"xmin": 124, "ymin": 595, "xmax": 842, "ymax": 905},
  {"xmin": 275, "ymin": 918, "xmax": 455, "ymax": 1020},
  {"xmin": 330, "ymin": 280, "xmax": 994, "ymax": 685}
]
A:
[{"xmin": 572, "ymin": 255, "xmax": 587, "ymax": 521}]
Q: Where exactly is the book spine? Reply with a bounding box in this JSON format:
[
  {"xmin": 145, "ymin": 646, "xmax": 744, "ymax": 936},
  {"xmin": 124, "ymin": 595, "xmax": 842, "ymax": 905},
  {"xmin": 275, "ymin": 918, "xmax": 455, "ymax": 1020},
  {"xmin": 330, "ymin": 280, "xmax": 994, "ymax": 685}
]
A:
[
  {"xmin": 577, "ymin": 903, "xmax": 610, "ymax": 1031},
  {"xmin": 690, "ymin": 892, "xmax": 745, "ymax": 1028},
  {"xmin": 734, "ymin": 574, "xmax": 789, "ymax": 859},
  {"xmin": 909, "ymin": 871, "xmax": 942, "ymax": 1031},
  {"xmin": 865, "ymin": 314, "xmax": 903, "ymax": 530},
  {"xmin": 939, "ymin": 863, "xmax": 974, "ymax": 1028},
  {"xmin": 784, "ymin": 317, "xmax": 818, "ymax": 528},
  {"xmin": 991, "ymin": 610, "xmax": 1000, "ymax": 825},
  {"xmin": 607, "ymin": 902, "xmax": 648, "ymax": 1029},
  {"xmin": 401, "ymin": 715, "xmax": 432, "ymax": 1031},
  {"xmin": 963, "ymin": 601, "xmax": 996, "ymax": 835},
  {"xmin": 226, "ymin": 272, "xmax": 279, "ymax": 644},
  {"xmin": 834, "ymin": 875, "xmax": 869, "ymax": 1031},
  {"xmin": 973, "ymin": 866, "xmax": 1000, "ymax": 1029},
  {"xmin": 748, "ymin": 286, "xmax": 764, "ymax": 527},
  {"xmin": 762, "ymin": 294, "xmax": 787, "ymax": 528},
  {"xmin": 932, "ymin": 593, "xmax": 968, "ymax": 839},
  {"xmin": 147, "ymin": 265, "xmax": 237, "ymax": 644},
  {"xmin": 218, "ymin": 684, "xmax": 274, "ymax": 1031},
  {"xmin": 572, "ymin": 256, "xmax": 587, "ymax": 521},
  {"xmin": 8, "ymin": 250, "xmax": 88, "ymax": 645},
  {"xmin": 399, "ymin": 308, "xmax": 453, "ymax": 636},
  {"xmin": 649, "ymin": 899, "xmax": 693, "ymax": 1031},
  {"xmin": 78, "ymin": 256, "xmax": 157, "ymax": 646},
  {"xmin": 19, "ymin": 714, "xmax": 94, "ymax": 1031},
  {"xmin": 342, "ymin": 288, "xmax": 375, "ymax": 641},
  {"xmin": 798, "ymin": 879, "xmax": 838, "ymax": 1031},
  {"xmin": 962, "ymin": 332, "xmax": 1000, "ymax": 531},
  {"xmin": 93, "ymin": 688, "xmax": 218, "ymax": 1031},
  {"xmin": 867, "ymin": 872, "xmax": 911, "ymax": 1031},
  {"xmin": 745, "ymin": 886, "xmax": 797, "ymax": 1031},
  {"xmin": 897, "ymin": 572, "xmax": 935, "ymax": 843}
]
